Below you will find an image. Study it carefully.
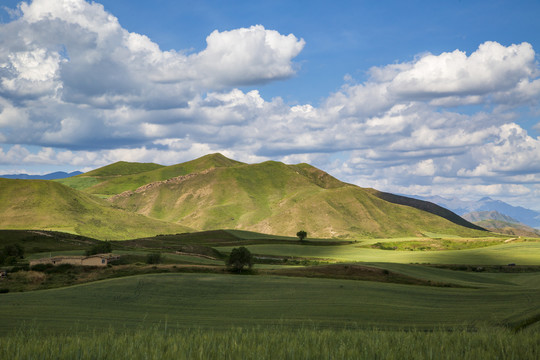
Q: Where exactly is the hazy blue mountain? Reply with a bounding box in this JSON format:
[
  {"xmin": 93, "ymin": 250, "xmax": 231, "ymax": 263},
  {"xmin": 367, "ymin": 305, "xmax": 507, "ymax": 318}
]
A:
[
  {"xmin": 0, "ymin": 171, "xmax": 83, "ymax": 180},
  {"xmin": 462, "ymin": 210, "xmax": 520, "ymax": 224},
  {"xmin": 462, "ymin": 211, "xmax": 540, "ymax": 237},
  {"xmin": 410, "ymin": 195, "xmax": 540, "ymax": 229}
]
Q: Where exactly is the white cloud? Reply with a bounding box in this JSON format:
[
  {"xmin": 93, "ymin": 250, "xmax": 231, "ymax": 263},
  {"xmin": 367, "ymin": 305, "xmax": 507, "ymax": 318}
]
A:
[
  {"xmin": 194, "ymin": 25, "xmax": 305, "ymax": 86},
  {"xmin": 1, "ymin": 0, "xmax": 304, "ymax": 110},
  {"xmin": 459, "ymin": 123, "xmax": 540, "ymax": 177},
  {"xmin": 388, "ymin": 41, "xmax": 536, "ymax": 99}
]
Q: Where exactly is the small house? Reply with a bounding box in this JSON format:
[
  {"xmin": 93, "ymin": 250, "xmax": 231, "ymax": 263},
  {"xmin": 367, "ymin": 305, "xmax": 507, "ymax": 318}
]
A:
[{"xmin": 29, "ymin": 254, "xmax": 119, "ymax": 267}]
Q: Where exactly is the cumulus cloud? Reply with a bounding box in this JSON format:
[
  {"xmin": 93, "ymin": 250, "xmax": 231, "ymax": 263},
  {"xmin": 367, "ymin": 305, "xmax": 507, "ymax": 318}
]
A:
[
  {"xmin": 194, "ymin": 26, "xmax": 305, "ymax": 86},
  {"xmin": 0, "ymin": 0, "xmax": 304, "ymax": 148},
  {"xmin": 387, "ymin": 42, "xmax": 536, "ymax": 99}
]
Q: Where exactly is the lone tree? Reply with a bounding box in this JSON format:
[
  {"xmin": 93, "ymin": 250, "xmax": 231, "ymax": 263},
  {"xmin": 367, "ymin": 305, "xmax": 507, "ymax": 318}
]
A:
[
  {"xmin": 226, "ymin": 246, "xmax": 253, "ymax": 272},
  {"xmin": 296, "ymin": 230, "xmax": 307, "ymax": 242}
]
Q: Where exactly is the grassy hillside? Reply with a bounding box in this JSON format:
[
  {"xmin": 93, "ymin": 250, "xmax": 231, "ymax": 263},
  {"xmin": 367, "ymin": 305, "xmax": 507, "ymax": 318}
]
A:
[
  {"xmin": 110, "ymin": 159, "xmax": 487, "ymax": 239},
  {"xmin": 369, "ymin": 190, "xmax": 486, "ymax": 231},
  {"xmin": 0, "ymin": 178, "xmax": 191, "ymax": 240},
  {"xmin": 55, "ymin": 161, "xmax": 164, "ymax": 191},
  {"xmin": 57, "ymin": 153, "xmax": 244, "ymax": 196},
  {"xmin": 0, "ymin": 230, "xmax": 100, "ymax": 253}
]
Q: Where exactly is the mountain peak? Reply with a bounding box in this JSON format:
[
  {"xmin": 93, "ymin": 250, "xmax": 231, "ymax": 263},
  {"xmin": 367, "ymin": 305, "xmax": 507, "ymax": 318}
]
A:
[
  {"xmin": 186, "ymin": 153, "xmax": 245, "ymax": 169},
  {"xmin": 84, "ymin": 161, "xmax": 164, "ymax": 177}
]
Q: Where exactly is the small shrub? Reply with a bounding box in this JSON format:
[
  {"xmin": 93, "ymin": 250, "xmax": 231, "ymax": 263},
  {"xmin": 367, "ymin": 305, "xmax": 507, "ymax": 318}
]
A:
[
  {"xmin": 146, "ymin": 253, "xmax": 162, "ymax": 265},
  {"xmin": 10, "ymin": 264, "xmax": 29, "ymax": 272},
  {"xmin": 3, "ymin": 256, "xmax": 18, "ymax": 266},
  {"xmin": 0, "ymin": 288, "xmax": 9, "ymax": 294},
  {"xmin": 2, "ymin": 244, "xmax": 24, "ymax": 258},
  {"xmin": 46, "ymin": 263, "xmax": 74, "ymax": 274},
  {"xmin": 31, "ymin": 263, "xmax": 54, "ymax": 272},
  {"xmin": 11, "ymin": 271, "xmax": 46, "ymax": 284},
  {"xmin": 86, "ymin": 242, "xmax": 112, "ymax": 256}
]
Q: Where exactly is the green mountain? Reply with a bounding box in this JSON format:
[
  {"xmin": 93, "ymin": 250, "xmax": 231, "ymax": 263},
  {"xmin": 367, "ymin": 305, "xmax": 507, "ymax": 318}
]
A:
[
  {"xmin": 105, "ymin": 155, "xmax": 487, "ymax": 239},
  {"xmin": 0, "ymin": 178, "xmax": 191, "ymax": 240}
]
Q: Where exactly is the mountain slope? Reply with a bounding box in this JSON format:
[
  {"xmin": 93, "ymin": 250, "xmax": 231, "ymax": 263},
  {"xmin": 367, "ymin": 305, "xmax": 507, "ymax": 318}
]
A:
[
  {"xmin": 57, "ymin": 153, "xmax": 244, "ymax": 196},
  {"xmin": 462, "ymin": 211, "xmax": 520, "ymax": 224},
  {"xmin": 472, "ymin": 220, "xmax": 540, "ymax": 237},
  {"xmin": 0, "ymin": 178, "xmax": 191, "ymax": 240},
  {"xmin": 369, "ymin": 191, "xmax": 485, "ymax": 231},
  {"xmin": 109, "ymin": 159, "xmax": 487, "ymax": 239}
]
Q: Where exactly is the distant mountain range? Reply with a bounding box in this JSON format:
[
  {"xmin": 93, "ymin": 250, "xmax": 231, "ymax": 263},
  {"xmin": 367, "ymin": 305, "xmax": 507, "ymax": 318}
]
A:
[
  {"xmin": 462, "ymin": 211, "xmax": 540, "ymax": 237},
  {"xmin": 0, "ymin": 153, "xmax": 487, "ymax": 240},
  {"xmin": 0, "ymin": 171, "xmax": 82, "ymax": 180},
  {"xmin": 411, "ymin": 195, "xmax": 540, "ymax": 229},
  {"xmin": 462, "ymin": 210, "xmax": 520, "ymax": 224}
]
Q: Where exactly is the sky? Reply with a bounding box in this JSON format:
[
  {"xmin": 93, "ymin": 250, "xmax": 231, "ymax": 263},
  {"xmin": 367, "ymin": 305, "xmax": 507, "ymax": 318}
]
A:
[{"xmin": 1, "ymin": 0, "xmax": 540, "ymax": 210}]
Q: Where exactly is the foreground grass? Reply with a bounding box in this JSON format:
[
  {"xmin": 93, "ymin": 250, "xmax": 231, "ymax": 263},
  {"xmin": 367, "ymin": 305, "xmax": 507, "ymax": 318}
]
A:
[{"xmin": 1, "ymin": 325, "xmax": 538, "ymax": 360}]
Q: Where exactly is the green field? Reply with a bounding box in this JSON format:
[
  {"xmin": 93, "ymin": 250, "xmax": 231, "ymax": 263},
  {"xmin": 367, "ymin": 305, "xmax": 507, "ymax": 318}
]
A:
[
  {"xmin": 1, "ymin": 271, "xmax": 539, "ymax": 333},
  {"xmin": 1, "ymin": 228, "xmax": 540, "ymax": 357},
  {"xmin": 216, "ymin": 239, "xmax": 540, "ymax": 265}
]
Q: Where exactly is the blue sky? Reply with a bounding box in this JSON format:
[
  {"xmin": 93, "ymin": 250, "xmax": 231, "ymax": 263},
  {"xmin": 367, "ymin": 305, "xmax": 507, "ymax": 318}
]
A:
[{"xmin": 1, "ymin": 0, "xmax": 540, "ymax": 210}]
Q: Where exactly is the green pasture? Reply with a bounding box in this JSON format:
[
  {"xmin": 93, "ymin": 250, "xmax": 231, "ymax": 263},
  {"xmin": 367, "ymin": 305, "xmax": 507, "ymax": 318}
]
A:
[
  {"xmin": 217, "ymin": 240, "xmax": 540, "ymax": 265},
  {"xmin": 1, "ymin": 325, "xmax": 539, "ymax": 360},
  {"xmin": 1, "ymin": 272, "xmax": 539, "ymax": 334}
]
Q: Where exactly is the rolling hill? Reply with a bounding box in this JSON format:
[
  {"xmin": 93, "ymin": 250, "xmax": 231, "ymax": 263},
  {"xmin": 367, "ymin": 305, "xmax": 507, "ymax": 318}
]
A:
[
  {"xmin": 102, "ymin": 154, "xmax": 486, "ymax": 239},
  {"xmin": 0, "ymin": 178, "xmax": 191, "ymax": 240}
]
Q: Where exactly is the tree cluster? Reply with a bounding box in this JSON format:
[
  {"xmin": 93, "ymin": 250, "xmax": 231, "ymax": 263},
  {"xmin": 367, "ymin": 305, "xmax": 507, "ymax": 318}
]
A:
[
  {"xmin": 0, "ymin": 244, "xmax": 25, "ymax": 265},
  {"xmin": 85, "ymin": 241, "xmax": 112, "ymax": 256}
]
